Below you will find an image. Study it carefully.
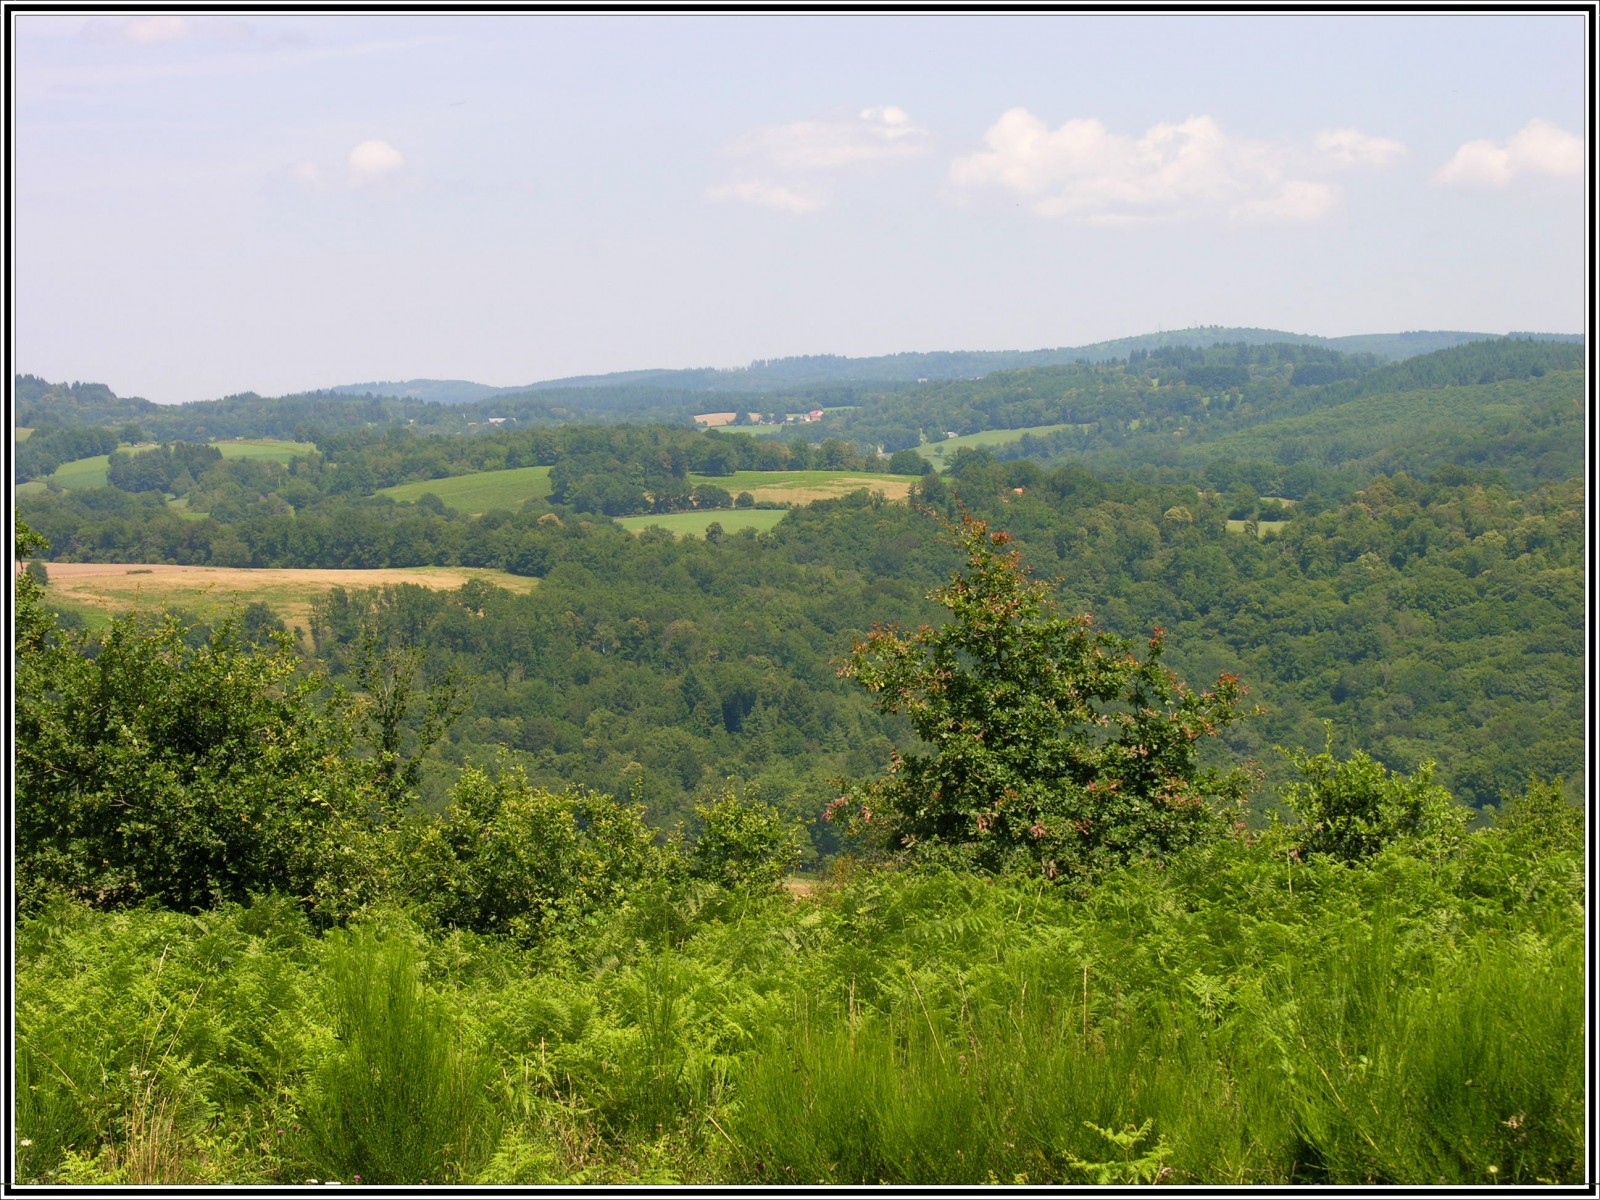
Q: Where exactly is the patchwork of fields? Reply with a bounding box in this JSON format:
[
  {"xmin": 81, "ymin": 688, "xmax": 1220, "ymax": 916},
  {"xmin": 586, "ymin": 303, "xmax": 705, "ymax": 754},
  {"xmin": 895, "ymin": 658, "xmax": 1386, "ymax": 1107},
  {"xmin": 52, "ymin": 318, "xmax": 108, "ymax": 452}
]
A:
[{"xmin": 376, "ymin": 465, "xmax": 918, "ymax": 515}]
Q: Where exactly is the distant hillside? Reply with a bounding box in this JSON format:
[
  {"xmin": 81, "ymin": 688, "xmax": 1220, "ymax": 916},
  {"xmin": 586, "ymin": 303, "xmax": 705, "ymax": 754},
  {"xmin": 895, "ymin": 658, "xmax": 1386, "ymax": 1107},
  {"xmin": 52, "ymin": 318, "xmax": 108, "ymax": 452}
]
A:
[
  {"xmin": 324, "ymin": 327, "xmax": 1582, "ymax": 402},
  {"xmin": 327, "ymin": 379, "xmax": 515, "ymax": 405},
  {"xmin": 18, "ymin": 328, "xmax": 1584, "ymax": 427}
]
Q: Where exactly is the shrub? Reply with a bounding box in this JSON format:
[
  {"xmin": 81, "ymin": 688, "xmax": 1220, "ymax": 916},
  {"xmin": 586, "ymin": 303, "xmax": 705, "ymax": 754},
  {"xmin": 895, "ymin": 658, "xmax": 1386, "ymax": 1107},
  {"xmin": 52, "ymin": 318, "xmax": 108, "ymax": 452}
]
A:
[
  {"xmin": 402, "ymin": 758, "xmax": 669, "ymax": 943},
  {"xmin": 1276, "ymin": 731, "xmax": 1470, "ymax": 862},
  {"xmin": 688, "ymin": 790, "xmax": 804, "ymax": 890}
]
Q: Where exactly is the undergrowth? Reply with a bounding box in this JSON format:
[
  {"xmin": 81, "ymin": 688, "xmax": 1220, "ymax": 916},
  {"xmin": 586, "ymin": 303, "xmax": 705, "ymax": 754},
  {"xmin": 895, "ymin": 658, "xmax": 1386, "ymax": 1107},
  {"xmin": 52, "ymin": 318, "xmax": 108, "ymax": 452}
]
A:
[{"xmin": 14, "ymin": 824, "xmax": 1585, "ymax": 1185}]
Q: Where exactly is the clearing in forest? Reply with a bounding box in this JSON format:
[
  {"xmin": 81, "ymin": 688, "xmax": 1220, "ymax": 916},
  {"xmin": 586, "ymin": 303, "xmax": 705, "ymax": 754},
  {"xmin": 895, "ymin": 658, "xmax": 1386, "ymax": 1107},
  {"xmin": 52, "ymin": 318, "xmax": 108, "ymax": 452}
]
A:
[
  {"xmin": 34, "ymin": 563, "xmax": 538, "ymax": 638},
  {"xmin": 917, "ymin": 422, "xmax": 1090, "ymax": 460},
  {"xmin": 16, "ymin": 439, "xmax": 317, "ymax": 494},
  {"xmin": 688, "ymin": 470, "xmax": 918, "ymax": 504},
  {"xmin": 380, "ymin": 465, "xmax": 554, "ymax": 513}
]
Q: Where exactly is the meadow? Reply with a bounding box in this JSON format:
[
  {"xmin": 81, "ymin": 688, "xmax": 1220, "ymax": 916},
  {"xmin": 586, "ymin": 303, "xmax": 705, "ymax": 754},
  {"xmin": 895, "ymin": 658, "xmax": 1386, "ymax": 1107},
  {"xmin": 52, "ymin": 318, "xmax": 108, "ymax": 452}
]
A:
[
  {"xmin": 16, "ymin": 439, "xmax": 316, "ymax": 494},
  {"xmin": 376, "ymin": 466, "xmax": 917, "ymax": 514},
  {"xmin": 917, "ymin": 422, "xmax": 1090, "ymax": 461},
  {"xmin": 379, "ymin": 465, "xmax": 554, "ymax": 512},
  {"xmin": 33, "ymin": 562, "xmax": 538, "ymax": 637},
  {"xmin": 685, "ymin": 469, "xmax": 919, "ymax": 504}
]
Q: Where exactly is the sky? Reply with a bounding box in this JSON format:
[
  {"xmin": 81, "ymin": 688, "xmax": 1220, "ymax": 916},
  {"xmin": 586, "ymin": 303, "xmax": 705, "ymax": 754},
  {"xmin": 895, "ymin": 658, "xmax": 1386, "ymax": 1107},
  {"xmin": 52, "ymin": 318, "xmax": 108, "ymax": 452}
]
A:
[{"xmin": 9, "ymin": 9, "xmax": 1590, "ymax": 404}]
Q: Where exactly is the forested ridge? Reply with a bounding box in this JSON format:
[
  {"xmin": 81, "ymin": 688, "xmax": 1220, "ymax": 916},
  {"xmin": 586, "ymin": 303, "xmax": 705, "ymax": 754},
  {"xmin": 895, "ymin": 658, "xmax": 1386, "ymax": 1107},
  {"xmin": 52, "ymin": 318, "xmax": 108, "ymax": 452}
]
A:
[{"xmin": 11, "ymin": 333, "xmax": 1588, "ymax": 1185}]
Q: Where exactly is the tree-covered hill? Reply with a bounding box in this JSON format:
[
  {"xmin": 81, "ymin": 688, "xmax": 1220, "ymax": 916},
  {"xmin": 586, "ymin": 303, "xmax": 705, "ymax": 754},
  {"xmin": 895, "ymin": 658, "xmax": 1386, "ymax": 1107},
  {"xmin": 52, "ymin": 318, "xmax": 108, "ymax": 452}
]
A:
[{"xmin": 324, "ymin": 327, "xmax": 1580, "ymax": 402}]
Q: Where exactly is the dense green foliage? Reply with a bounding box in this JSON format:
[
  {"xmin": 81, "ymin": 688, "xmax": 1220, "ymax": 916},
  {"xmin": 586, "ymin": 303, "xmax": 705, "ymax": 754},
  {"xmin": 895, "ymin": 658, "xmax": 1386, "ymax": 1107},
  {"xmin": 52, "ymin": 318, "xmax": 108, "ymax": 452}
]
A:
[
  {"xmin": 16, "ymin": 806, "xmax": 1584, "ymax": 1184},
  {"xmin": 14, "ymin": 605, "xmax": 384, "ymax": 919},
  {"xmin": 18, "ymin": 412, "xmax": 1583, "ymax": 820},
  {"xmin": 837, "ymin": 514, "xmax": 1251, "ymax": 881},
  {"xmin": 11, "ymin": 329, "xmax": 1587, "ymax": 1185}
]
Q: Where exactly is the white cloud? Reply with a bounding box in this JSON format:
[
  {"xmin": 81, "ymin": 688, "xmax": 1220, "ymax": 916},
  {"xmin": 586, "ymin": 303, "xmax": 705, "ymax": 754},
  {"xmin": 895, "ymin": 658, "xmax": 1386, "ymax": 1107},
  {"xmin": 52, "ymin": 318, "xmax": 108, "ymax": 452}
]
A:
[
  {"xmin": 707, "ymin": 179, "xmax": 824, "ymax": 214},
  {"xmin": 952, "ymin": 109, "xmax": 1341, "ymax": 224},
  {"xmin": 348, "ymin": 139, "xmax": 404, "ymax": 185},
  {"xmin": 1315, "ymin": 128, "xmax": 1407, "ymax": 168},
  {"xmin": 1436, "ymin": 119, "xmax": 1584, "ymax": 187},
  {"xmin": 290, "ymin": 160, "xmax": 321, "ymax": 189},
  {"xmin": 728, "ymin": 105, "xmax": 932, "ymax": 172},
  {"xmin": 710, "ymin": 105, "xmax": 929, "ymax": 212}
]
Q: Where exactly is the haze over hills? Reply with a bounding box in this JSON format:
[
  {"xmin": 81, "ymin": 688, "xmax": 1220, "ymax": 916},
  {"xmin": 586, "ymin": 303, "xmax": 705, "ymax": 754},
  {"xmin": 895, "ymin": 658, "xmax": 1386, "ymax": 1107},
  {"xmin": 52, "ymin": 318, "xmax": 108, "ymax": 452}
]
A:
[{"xmin": 327, "ymin": 326, "xmax": 1584, "ymax": 406}]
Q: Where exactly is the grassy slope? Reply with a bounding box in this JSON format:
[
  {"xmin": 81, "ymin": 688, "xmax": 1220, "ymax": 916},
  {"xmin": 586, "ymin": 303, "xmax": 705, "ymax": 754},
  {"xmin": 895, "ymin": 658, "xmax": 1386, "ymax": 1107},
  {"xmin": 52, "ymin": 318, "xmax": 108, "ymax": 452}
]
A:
[
  {"xmin": 17, "ymin": 439, "xmax": 316, "ymax": 495},
  {"xmin": 917, "ymin": 422, "xmax": 1090, "ymax": 461},
  {"xmin": 380, "ymin": 465, "xmax": 554, "ymax": 511}
]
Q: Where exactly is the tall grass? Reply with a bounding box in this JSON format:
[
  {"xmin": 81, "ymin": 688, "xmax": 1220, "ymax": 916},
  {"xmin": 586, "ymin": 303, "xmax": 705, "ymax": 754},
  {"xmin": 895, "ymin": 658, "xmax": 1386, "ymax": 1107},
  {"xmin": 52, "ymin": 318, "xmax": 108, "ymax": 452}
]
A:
[
  {"xmin": 13, "ymin": 832, "xmax": 1586, "ymax": 1186},
  {"xmin": 297, "ymin": 926, "xmax": 501, "ymax": 1184}
]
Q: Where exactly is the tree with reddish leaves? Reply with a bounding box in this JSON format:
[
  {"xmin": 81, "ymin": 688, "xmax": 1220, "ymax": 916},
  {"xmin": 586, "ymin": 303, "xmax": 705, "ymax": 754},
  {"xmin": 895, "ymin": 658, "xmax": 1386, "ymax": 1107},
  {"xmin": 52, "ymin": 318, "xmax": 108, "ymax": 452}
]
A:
[{"xmin": 834, "ymin": 512, "xmax": 1255, "ymax": 883}]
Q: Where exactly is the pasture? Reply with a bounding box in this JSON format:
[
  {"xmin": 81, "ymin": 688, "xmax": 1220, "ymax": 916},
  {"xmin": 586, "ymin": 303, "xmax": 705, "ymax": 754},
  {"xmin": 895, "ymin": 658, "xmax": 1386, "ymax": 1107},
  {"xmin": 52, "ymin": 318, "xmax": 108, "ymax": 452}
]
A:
[
  {"xmin": 687, "ymin": 470, "xmax": 918, "ymax": 505},
  {"xmin": 16, "ymin": 439, "xmax": 315, "ymax": 495},
  {"xmin": 35, "ymin": 562, "xmax": 539, "ymax": 639},
  {"xmin": 917, "ymin": 422, "xmax": 1089, "ymax": 461},
  {"xmin": 380, "ymin": 466, "xmax": 554, "ymax": 513}
]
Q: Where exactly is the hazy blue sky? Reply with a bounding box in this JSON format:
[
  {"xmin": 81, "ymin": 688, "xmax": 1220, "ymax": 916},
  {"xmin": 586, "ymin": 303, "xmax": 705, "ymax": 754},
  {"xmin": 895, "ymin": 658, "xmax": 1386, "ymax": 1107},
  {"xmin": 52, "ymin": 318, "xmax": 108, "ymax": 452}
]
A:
[{"xmin": 11, "ymin": 10, "xmax": 1589, "ymax": 403}]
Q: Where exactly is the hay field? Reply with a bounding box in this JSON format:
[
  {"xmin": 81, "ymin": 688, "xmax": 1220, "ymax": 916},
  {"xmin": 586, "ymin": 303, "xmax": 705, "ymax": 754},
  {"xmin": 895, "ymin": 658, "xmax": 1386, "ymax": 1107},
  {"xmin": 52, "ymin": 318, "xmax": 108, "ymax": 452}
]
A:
[
  {"xmin": 688, "ymin": 470, "xmax": 919, "ymax": 504},
  {"xmin": 37, "ymin": 562, "xmax": 538, "ymax": 638}
]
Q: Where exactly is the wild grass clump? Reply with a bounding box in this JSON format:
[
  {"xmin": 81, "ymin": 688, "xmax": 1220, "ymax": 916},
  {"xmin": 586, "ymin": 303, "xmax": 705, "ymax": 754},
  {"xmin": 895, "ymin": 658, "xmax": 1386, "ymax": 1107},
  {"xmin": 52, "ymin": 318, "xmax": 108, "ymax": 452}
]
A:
[{"xmin": 296, "ymin": 924, "xmax": 501, "ymax": 1184}]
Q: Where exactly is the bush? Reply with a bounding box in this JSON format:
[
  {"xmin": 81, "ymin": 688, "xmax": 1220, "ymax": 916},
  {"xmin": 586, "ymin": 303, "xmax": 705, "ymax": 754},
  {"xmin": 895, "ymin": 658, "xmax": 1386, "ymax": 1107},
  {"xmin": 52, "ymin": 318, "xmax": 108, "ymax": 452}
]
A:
[
  {"xmin": 1276, "ymin": 732, "xmax": 1470, "ymax": 862},
  {"xmin": 15, "ymin": 607, "xmax": 385, "ymax": 919},
  {"xmin": 402, "ymin": 759, "xmax": 669, "ymax": 943},
  {"xmin": 688, "ymin": 790, "xmax": 803, "ymax": 890},
  {"xmin": 299, "ymin": 926, "xmax": 500, "ymax": 1184}
]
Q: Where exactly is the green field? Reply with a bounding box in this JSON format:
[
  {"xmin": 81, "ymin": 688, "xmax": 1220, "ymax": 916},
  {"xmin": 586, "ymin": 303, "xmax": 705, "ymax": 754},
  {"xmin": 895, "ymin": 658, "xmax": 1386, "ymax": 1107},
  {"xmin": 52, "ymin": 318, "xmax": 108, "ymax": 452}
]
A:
[
  {"xmin": 17, "ymin": 439, "xmax": 315, "ymax": 495},
  {"xmin": 15, "ymin": 427, "xmax": 32, "ymax": 442},
  {"xmin": 380, "ymin": 465, "xmax": 553, "ymax": 513},
  {"xmin": 17, "ymin": 453, "xmax": 119, "ymax": 493},
  {"xmin": 613, "ymin": 508, "xmax": 791, "ymax": 538},
  {"xmin": 917, "ymin": 422, "xmax": 1089, "ymax": 461},
  {"xmin": 213, "ymin": 438, "xmax": 316, "ymax": 463}
]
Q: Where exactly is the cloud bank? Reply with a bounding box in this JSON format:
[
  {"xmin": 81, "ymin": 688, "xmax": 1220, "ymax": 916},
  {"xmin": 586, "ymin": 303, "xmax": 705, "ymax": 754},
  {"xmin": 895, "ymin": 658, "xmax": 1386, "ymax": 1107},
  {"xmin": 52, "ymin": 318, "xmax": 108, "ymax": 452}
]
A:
[{"xmin": 950, "ymin": 109, "xmax": 1406, "ymax": 224}]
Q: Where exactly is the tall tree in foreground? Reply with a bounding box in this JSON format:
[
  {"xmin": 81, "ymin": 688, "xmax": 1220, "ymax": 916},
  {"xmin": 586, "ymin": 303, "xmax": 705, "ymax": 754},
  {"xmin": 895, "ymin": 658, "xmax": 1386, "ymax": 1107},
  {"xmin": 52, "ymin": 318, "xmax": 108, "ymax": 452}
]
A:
[{"xmin": 835, "ymin": 513, "xmax": 1254, "ymax": 882}]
